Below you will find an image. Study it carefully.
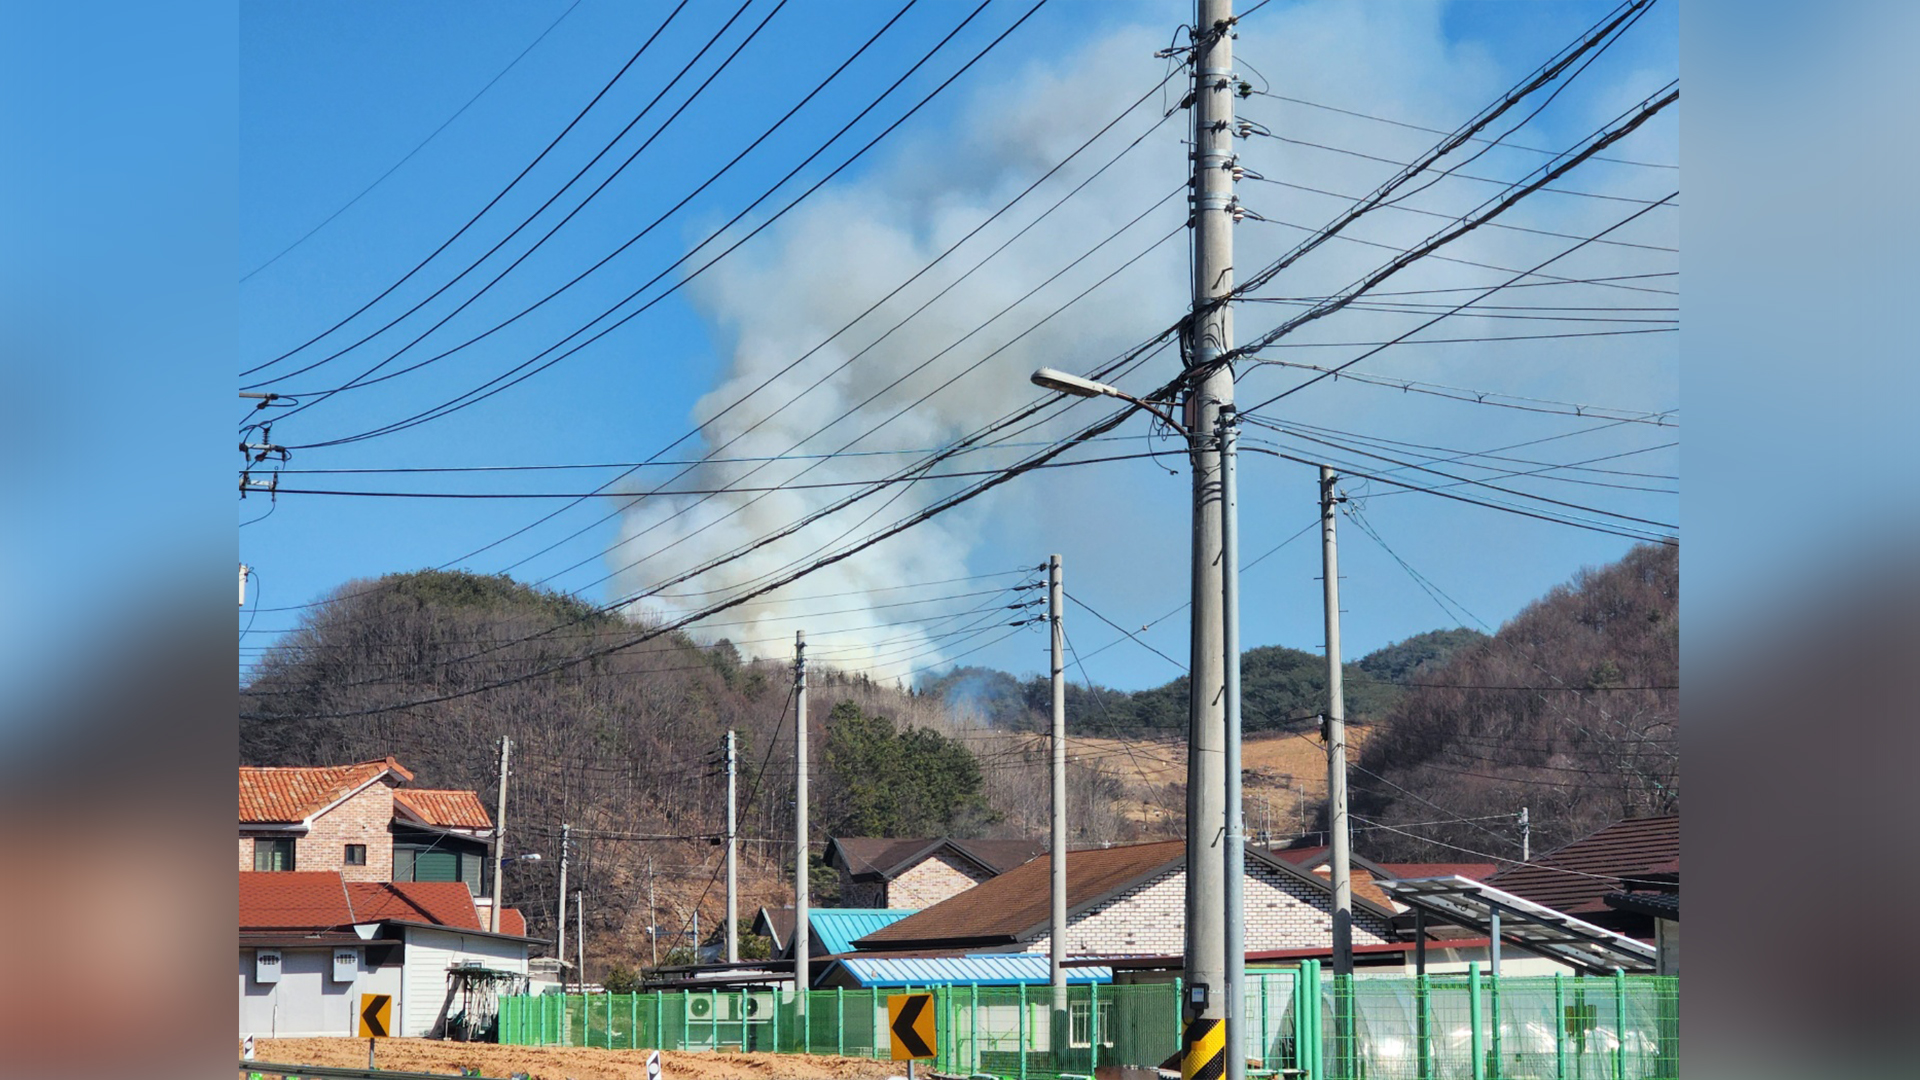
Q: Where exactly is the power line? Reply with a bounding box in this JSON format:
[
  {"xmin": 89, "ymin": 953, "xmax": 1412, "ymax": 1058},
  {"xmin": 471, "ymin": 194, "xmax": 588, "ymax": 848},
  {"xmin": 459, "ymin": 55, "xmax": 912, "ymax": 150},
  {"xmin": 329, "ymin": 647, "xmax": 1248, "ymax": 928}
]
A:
[
  {"xmin": 281, "ymin": 0, "xmax": 1052, "ymax": 449},
  {"xmin": 240, "ymin": 0, "xmax": 695, "ymax": 378},
  {"xmin": 257, "ymin": 0, "xmax": 910, "ymax": 406},
  {"xmin": 239, "ymin": 0, "xmax": 587, "ymax": 282}
]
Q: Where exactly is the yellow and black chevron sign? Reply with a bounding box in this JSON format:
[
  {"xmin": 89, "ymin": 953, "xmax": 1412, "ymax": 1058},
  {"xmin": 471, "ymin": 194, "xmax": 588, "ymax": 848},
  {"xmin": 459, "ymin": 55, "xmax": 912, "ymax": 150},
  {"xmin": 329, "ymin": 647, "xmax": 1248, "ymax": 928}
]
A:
[{"xmin": 1181, "ymin": 1018, "xmax": 1226, "ymax": 1080}]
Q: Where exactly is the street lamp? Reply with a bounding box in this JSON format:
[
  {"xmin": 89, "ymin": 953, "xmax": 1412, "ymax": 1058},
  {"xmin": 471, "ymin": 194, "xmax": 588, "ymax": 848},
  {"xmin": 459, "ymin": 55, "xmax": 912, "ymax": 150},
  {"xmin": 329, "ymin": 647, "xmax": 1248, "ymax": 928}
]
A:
[
  {"xmin": 1029, "ymin": 368, "xmax": 1187, "ymax": 432},
  {"xmin": 1031, "ymin": 364, "xmax": 1245, "ymax": 1045}
]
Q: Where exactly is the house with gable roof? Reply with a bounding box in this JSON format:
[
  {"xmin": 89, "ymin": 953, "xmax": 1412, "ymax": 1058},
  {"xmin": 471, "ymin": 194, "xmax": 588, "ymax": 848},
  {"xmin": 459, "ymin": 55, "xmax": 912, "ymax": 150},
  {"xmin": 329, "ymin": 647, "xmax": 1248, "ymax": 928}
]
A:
[
  {"xmin": 239, "ymin": 757, "xmax": 505, "ymax": 920},
  {"xmin": 824, "ymin": 836, "xmax": 1045, "ymax": 909},
  {"xmin": 239, "ymin": 871, "xmax": 539, "ymax": 1039},
  {"xmin": 851, "ymin": 839, "xmax": 1397, "ymax": 959}
]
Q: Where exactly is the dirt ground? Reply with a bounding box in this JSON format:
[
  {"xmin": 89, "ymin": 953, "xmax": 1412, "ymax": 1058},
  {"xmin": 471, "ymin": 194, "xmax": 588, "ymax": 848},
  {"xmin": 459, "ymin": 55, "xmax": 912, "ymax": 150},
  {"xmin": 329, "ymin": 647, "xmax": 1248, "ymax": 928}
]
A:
[{"xmin": 248, "ymin": 1038, "xmax": 908, "ymax": 1080}]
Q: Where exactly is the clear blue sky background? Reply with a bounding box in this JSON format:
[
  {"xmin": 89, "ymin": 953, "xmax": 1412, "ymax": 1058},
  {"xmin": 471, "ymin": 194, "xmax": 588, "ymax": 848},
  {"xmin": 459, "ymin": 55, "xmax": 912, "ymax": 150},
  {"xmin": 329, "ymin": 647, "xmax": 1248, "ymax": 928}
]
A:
[{"xmin": 238, "ymin": 0, "xmax": 1678, "ymax": 691}]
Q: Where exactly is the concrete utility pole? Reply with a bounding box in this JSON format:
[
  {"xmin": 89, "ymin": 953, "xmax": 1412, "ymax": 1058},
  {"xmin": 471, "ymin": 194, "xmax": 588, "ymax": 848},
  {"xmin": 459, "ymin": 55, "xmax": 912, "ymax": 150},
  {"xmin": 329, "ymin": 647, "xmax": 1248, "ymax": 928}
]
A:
[
  {"xmin": 793, "ymin": 631, "xmax": 810, "ymax": 1002},
  {"xmin": 725, "ymin": 729, "xmax": 740, "ymax": 964},
  {"xmin": 1321, "ymin": 466, "xmax": 1354, "ymax": 1075},
  {"xmin": 556, "ymin": 823, "xmax": 570, "ymax": 979},
  {"xmin": 1520, "ymin": 806, "xmax": 1532, "ymax": 863},
  {"xmin": 1184, "ymin": 0, "xmax": 1236, "ymax": 1057},
  {"xmin": 648, "ymin": 856, "xmax": 659, "ymax": 968},
  {"xmin": 1220, "ymin": 406, "xmax": 1246, "ymax": 1080},
  {"xmin": 1048, "ymin": 554, "xmax": 1069, "ymax": 1026},
  {"xmin": 575, "ymin": 889, "xmax": 585, "ymax": 993},
  {"xmin": 490, "ymin": 736, "xmax": 511, "ymax": 933}
]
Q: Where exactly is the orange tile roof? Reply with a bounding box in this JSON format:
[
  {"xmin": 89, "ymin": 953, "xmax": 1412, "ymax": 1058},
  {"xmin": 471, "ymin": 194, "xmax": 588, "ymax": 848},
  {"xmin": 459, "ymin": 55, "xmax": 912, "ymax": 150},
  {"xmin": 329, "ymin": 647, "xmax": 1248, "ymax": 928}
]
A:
[
  {"xmin": 1312, "ymin": 865, "xmax": 1396, "ymax": 911},
  {"xmin": 499, "ymin": 907, "xmax": 528, "ymax": 937},
  {"xmin": 238, "ymin": 871, "xmax": 481, "ymax": 932},
  {"xmin": 238, "ymin": 758, "xmax": 413, "ymax": 824},
  {"xmin": 394, "ymin": 788, "xmax": 493, "ymax": 830}
]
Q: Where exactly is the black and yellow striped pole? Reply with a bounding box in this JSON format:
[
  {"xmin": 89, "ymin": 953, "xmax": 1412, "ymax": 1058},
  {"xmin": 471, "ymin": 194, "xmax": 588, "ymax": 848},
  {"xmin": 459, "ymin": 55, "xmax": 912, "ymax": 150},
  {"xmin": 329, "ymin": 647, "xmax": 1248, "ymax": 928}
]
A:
[{"xmin": 1181, "ymin": 1017, "xmax": 1226, "ymax": 1080}]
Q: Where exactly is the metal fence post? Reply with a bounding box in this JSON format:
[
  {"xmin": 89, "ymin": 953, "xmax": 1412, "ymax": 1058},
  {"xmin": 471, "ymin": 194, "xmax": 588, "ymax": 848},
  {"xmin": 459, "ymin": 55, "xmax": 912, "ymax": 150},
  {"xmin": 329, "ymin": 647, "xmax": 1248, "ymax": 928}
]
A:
[
  {"xmin": 1091, "ymin": 980, "xmax": 1101, "ymax": 1072},
  {"xmin": 1417, "ymin": 973, "xmax": 1431, "ymax": 1080},
  {"xmin": 1019, "ymin": 981, "xmax": 1029, "ymax": 1080},
  {"xmin": 1612, "ymin": 971, "xmax": 1627, "ymax": 1080},
  {"xmin": 1469, "ymin": 964, "xmax": 1485, "ymax": 1080},
  {"xmin": 971, "ymin": 983, "xmax": 981, "ymax": 1074},
  {"xmin": 1490, "ymin": 969, "xmax": 1501, "ymax": 1080},
  {"xmin": 1554, "ymin": 975, "xmax": 1567, "ymax": 1080}
]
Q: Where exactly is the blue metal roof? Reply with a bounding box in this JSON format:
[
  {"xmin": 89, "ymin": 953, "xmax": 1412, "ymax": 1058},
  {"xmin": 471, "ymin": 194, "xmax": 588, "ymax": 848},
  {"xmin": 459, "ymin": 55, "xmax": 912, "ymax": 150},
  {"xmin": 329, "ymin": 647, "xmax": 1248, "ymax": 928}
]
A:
[
  {"xmin": 835, "ymin": 954, "xmax": 1113, "ymax": 987},
  {"xmin": 809, "ymin": 909, "xmax": 916, "ymax": 957}
]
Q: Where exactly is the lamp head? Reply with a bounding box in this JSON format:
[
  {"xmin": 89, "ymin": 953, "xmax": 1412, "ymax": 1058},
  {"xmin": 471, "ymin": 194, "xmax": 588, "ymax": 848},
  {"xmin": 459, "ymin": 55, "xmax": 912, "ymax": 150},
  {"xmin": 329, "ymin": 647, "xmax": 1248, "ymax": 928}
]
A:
[{"xmin": 1030, "ymin": 367, "xmax": 1117, "ymax": 399}]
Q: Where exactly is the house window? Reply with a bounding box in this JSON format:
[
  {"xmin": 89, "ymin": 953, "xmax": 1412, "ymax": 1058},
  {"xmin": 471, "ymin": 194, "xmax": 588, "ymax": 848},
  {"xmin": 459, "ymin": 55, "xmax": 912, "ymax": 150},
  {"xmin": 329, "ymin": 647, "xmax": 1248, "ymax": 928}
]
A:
[
  {"xmin": 1068, "ymin": 998, "xmax": 1113, "ymax": 1048},
  {"xmin": 253, "ymin": 838, "xmax": 295, "ymax": 872},
  {"xmin": 344, "ymin": 844, "xmax": 367, "ymax": 866}
]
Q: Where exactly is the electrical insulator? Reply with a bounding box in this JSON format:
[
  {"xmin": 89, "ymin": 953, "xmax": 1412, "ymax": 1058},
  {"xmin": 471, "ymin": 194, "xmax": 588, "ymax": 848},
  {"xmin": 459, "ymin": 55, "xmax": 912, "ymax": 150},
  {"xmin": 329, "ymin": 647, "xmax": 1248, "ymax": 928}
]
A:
[
  {"xmin": 1235, "ymin": 120, "xmax": 1254, "ymax": 139},
  {"xmin": 1230, "ymin": 200, "xmax": 1247, "ymax": 223},
  {"xmin": 1231, "ymin": 165, "xmax": 1246, "ymax": 182}
]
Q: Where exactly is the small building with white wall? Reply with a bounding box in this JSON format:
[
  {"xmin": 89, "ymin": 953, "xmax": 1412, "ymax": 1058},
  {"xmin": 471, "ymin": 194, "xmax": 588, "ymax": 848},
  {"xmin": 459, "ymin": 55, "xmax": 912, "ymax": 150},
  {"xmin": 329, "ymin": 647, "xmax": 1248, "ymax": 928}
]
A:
[{"xmin": 239, "ymin": 871, "xmax": 540, "ymax": 1039}]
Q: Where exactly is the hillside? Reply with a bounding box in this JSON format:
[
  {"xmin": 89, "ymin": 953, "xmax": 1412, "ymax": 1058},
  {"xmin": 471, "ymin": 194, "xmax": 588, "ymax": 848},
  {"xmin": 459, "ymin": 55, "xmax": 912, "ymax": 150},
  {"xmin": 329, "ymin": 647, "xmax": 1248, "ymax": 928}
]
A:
[
  {"xmin": 1349, "ymin": 543, "xmax": 1679, "ymax": 861},
  {"xmin": 238, "ymin": 565, "xmax": 1528, "ymax": 973}
]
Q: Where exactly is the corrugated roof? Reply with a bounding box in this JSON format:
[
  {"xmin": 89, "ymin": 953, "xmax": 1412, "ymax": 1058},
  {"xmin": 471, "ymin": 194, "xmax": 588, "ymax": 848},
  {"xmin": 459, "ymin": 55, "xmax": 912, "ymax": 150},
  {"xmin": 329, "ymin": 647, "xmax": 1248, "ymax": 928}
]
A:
[
  {"xmin": 394, "ymin": 788, "xmax": 493, "ymax": 830},
  {"xmin": 1487, "ymin": 815, "xmax": 1679, "ymax": 917},
  {"xmin": 835, "ymin": 954, "xmax": 1112, "ymax": 987},
  {"xmin": 238, "ymin": 758, "xmax": 411, "ymax": 823},
  {"xmin": 810, "ymin": 909, "xmax": 917, "ymax": 956}
]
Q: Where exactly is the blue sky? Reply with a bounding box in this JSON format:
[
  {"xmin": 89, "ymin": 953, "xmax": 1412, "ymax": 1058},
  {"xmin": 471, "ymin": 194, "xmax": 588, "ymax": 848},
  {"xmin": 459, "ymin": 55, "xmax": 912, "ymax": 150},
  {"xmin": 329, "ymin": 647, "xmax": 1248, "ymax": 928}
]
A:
[{"xmin": 238, "ymin": 0, "xmax": 1678, "ymax": 692}]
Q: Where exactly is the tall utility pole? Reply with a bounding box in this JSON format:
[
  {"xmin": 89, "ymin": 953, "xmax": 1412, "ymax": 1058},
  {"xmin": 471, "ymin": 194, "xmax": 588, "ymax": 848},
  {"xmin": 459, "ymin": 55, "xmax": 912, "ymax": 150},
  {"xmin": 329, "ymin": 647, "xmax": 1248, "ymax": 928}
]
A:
[
  {"xmin": 490, "ymin": 736, "xmax": 511, "ymax": 933},
  {"xmin": 1321, "ymin": 466, "xmax": 1354, "ymax": 1076},
  {"xmin": 1184, "ymin": 0, "xmax": 1236, "ymax": 1058},
  {"xmin": 575, "ymin": 890, "xmax": 585, "ymax": 993},
  {"xmin": 556, "ymin": 822, "xmax": 570, "ymax": 977},
  {"xmin": 1220, "ymin": 406, "xmax": 1246, "ymax": 1080},
  {"xmin": 1048, "ymin": 555, "xmax": 1068, "ymax": 1026},
  {"xmin": 725, "ymin": 729, "xmax": 740, "ymax": 964},
  {"xmin": 1520, "ymin": 806, "xmax": 1532, "ymax": 863},
  {"xmin": 647, "ymin": 856, "xmax": 659, "ymax": 968},
  {"xmin": 793, "ymin": 631, "xmax": 810, "ymax": 1002}
]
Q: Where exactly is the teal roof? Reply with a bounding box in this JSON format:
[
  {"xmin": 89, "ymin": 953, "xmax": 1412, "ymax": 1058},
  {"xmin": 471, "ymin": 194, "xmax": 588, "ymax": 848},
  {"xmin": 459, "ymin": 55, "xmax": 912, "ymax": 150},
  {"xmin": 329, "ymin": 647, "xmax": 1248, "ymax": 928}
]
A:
[{"xmin": 810, "ymin": 908, "xmax": 915, "ymax": 956}]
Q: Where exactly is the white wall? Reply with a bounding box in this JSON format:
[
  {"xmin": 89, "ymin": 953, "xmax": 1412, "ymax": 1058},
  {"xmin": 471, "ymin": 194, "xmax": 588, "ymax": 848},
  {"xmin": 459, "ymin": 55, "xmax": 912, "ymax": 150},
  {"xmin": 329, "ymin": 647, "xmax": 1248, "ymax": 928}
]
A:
[
  {"xmin": 237, "ymin": 947, "xmax": 402, "ymax": 1039},
  {"xmin": 400, "ymin": 927, "xmax": 529, "ymax": 1037}
]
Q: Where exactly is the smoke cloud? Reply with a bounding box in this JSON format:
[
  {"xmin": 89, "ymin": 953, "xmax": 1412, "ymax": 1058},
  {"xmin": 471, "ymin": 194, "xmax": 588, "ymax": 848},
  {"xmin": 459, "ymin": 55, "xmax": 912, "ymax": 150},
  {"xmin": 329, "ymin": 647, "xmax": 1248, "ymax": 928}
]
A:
[{"xmin": 607, "ymin": 5, "xmax": 1678, "ymax": 683}]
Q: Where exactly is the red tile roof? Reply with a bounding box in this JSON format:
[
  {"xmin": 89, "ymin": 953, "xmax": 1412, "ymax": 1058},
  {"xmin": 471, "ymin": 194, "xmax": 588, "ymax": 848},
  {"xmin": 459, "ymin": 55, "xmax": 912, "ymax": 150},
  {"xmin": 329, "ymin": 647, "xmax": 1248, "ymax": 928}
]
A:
[
  {"xmin": 1311, "ymin": 865, "xmax": 1396, "ymax": 911},
  {"xmin": 239, "ymin": 871, "xmax": 481, "ymax": 931},
  {"xmin": 394, "ymin": 788, "xmax": 493, "ymax": 830},
  {"xmin": 499, "ymin": 907, "xmax": 527, "ymax": 937},
  {"xmin": 1487, "ymin": 815, "xmax": 1679, "ymax": 916},
  {"xmin": 239, "ymin": 758, "xmax": 412, "ymax": 824},
  {"xmin": 1273, "ymin": 844, "xmax": 1329, "ymax": 865}
]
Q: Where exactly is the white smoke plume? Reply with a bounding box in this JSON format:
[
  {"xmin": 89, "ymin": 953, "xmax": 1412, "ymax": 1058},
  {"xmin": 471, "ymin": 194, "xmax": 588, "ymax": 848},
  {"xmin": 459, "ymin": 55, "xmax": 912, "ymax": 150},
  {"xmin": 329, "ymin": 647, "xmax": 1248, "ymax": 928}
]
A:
[{"xmin": 608, "ymin": 4, "xmax": 1678, "ymax": 682}]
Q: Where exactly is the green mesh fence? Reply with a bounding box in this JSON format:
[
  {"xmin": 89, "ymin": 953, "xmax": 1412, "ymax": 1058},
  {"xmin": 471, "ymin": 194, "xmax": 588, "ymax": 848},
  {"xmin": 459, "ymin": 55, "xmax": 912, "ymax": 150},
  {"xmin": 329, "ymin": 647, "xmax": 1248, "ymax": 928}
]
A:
[{"xmin": 496, "ymin": 967, "xmax": 1678, "ymax": 1080}]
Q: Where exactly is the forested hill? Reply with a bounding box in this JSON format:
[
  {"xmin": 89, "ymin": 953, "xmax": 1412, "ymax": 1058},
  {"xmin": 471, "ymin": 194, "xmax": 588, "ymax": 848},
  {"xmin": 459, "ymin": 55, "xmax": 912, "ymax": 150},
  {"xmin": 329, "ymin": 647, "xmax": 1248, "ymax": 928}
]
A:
[
  {"xmin": 1349, "ymin": 543, "xmax": 1679, "ymax": 862},
  {"xmin": 918, "ymin": 627, "xmax": 1488, "ymax": 739}
]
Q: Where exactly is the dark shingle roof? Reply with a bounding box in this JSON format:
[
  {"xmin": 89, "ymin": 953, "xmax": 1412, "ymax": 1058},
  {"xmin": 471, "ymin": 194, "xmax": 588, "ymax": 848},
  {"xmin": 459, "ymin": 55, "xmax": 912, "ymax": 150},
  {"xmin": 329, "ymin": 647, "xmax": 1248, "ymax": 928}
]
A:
[
  {"xmin": 1487, "ymin": 815, "xmax": 1679, "ymax": 916},
  {"xmin": 826, "ymin": 837, "xmax": 1044, "ymax": 881}
]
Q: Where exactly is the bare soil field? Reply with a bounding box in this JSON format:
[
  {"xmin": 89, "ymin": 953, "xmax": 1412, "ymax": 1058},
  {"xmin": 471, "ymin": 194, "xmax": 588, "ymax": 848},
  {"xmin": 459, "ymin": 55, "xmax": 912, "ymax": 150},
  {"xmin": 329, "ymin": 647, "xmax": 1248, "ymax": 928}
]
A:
[
  {"xmin": 247, "ymin": 1038, "xmax": 905, "ymax": 1080},
  {"xmin": 1012, "ymin": 729, "xmax": 1373, "ymax": 834}
]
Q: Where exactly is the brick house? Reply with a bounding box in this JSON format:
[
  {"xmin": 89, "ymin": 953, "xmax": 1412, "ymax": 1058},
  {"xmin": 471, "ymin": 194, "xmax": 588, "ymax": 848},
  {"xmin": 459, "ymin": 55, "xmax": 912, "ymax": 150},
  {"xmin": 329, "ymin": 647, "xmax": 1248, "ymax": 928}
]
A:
[
  {"xmin": 823, "ymin": 837, "xmax": 1044, "ymax": 909},
  {"xmin": 852, "ymin": 839, "xmax": 1397, "ymax": 957},
  {"xmin": 239, "ymin": 757, "xmax": 502, "ymax": 921}
]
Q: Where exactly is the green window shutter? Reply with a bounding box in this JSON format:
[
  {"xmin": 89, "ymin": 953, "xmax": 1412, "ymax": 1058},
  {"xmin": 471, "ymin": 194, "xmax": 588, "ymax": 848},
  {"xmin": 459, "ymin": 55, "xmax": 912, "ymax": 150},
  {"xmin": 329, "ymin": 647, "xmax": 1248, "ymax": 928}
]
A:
[
  {"xmin": 413, "ymin": 850, "xmax": 459, "ymax": 882},
  {"xmin": 394, "ymin": 848, "xmax": 415, "ymax": 881}
]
